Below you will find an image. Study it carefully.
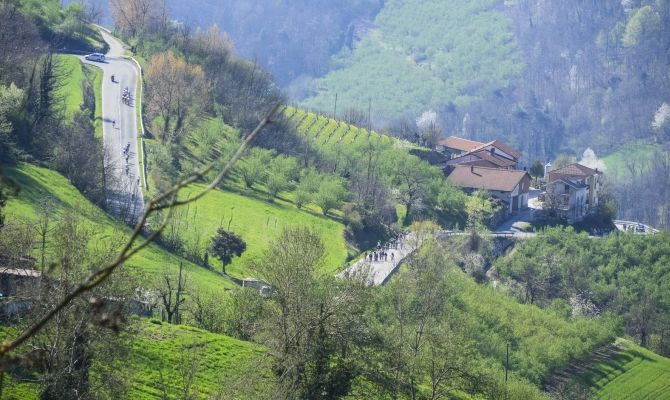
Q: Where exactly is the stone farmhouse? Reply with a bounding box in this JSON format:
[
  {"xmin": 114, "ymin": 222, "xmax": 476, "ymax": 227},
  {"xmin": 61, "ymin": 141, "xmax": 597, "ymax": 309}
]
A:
[{"xmin": 544, "ymin": 163, "xmax": 603, "ymax": 223}]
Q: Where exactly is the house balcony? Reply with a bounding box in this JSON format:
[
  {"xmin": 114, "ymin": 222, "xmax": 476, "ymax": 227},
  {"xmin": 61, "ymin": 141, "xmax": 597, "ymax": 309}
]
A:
[{"xmin": 557, "ymin": 194, "xmax": 570, "ymax": 210}]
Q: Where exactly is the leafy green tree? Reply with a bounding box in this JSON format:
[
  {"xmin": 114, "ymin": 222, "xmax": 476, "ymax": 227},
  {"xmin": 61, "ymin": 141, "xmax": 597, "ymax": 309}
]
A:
[
  {"xmin": 0, "ymin": 83, "xmax": 24, "ymax": 163},
  {"xmin": 435, "ymin": 182, "xmax": 468, "ymax": 226},
  {"xmin": 255, "ymin": 227, "xmax": 368, "ymax": 399},
  {"xmin": 266, "ymin": 171, "xmax": 290, "ymax": 200},
  {"xmin": 622, "ymin": 6, "xmax": 661, "ymax": 48},
  {"xmin": 56, "ymin": 3, "xmax": 87, "ymax": 38},
  {"xmin": 466, "ymin": 190, "xmax": 493, "ymax": 230},
  {"xmin": 530, "ymin": 160, "xmax": 545, "ymax": 186},
  {"xmin": 266, "ymin": 156, "xmax": 298, "ymax": 199},
  {"xmin": 297, "ymin": 167, "xmax": 323, "ymax": 194},
  {"xmin": 314, "ymin": 177, "xmax": 347, "ymax": 215},
  {"xmin": 293, "ymin": 190, "xmax": 311, "ymax": 209},
  {"xmin": 236, "ymin": 148, "xmax": 273, "ymax": 188},
  {"xmin": 272, "ymin": 155, "xmax": 300, "ymax": 182},
  {"xmin": 50, "ymin": 110, "xmax": 104, "ymax": 204},
  {"xmin": 386, "ymin": 152, "xmax": 440, "ymax": 225},
  {"xmin": 209, "ymin": 228, "xmax": 247, "ymax": 274}
]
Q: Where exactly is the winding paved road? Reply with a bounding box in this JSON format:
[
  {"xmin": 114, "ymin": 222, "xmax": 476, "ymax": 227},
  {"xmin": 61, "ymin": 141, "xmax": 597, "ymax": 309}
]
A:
[{"xmin": 82, "ymin": 29, "xmax": 144, "ymax": 223}]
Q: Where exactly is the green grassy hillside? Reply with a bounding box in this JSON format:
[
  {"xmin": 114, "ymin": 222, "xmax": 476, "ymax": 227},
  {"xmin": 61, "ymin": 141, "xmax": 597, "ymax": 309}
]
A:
[
  {"xmin": 144, "ymin": 115, "xmax": 350, "ymax": 278},
  {"xmin": 176, "ymin": 183, "xmax": 348, "ymax": 277},
  {"xmin": 126, "ymin": 319, "xmax": 273, "ymax": 399},
  {"xmin": 56, "ymin": 55, "xmax": 85, "ymax": 116},
  {"xmin": 1, "ymin": 319, "xmax": 273, "ymax": 399},
  {"xmin": 602, "ymin": 140, "xmax": 662, "ymax": 179},
  {"xmin": 5, "ymin": 163, "xmax": 235, "ymax": 292},
  {"xmin": 83, "ymin": 62, "xmax": 104, "ymax": 138},
  {"xmin": 300, "ymin": 0, "xmax": 523, "ymax": 117},
  {"xmin": 571, "ymin": 338, "xmax": 670, "ymax": 399}
]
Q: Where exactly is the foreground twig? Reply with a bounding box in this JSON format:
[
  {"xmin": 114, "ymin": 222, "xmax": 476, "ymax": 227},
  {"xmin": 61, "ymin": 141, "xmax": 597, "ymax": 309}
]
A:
[{"xmin": 0, "ymin": 104, "xmax": 283, "ymax": 358}]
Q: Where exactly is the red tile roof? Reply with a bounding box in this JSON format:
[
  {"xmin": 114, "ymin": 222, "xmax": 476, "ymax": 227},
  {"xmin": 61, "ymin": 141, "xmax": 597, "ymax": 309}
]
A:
[
  {"xmin": 447, "ymin": 165, "xmax": 530, "ymax": 192},
  {"xmin": 466, "ymin": 140, "xmax": 522, "ymax": 160},
  {"xmin": 445, "ymin": 149, "xmax": 517, "ymax": 168},
  {"xmin": 490, "ymin": 140, "xmax": 522, "ymax": 160},
  {"xmin": 438, "ymin": 136, "xmax": 485, "ymax": 152},
  {"xmin": 548, "ymin": 163, "xmax": 602, "ymax": 182},
  {"xmin": 470, "ymin": 149, "xmax": 518, "ymax": 167}
]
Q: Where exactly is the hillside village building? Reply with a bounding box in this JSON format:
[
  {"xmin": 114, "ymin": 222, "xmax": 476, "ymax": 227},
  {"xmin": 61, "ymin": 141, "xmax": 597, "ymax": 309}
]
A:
[
  {"xmin": 437, "ymin": 136, "xmax": 528, "ymax": 217},
  {"xmin": 446, "ymin": 165, "xmax": 531, "ymax": 215},
  {"xmin": 544, "ymin": 163, "xmax": 603, "ymax": 223},
  {"xmin": 437, "ymin": 136, "xmax": 605, "ymax": 225},
  {"xmin": 437, "ymin": 136, "xmax": 521, "ymax": 170}
]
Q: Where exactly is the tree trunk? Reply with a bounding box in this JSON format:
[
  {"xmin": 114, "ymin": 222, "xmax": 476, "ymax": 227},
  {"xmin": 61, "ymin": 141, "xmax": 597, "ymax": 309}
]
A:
[{"xmin": 404, "ymin": 202, "xmax": 412, "ymax": 226}]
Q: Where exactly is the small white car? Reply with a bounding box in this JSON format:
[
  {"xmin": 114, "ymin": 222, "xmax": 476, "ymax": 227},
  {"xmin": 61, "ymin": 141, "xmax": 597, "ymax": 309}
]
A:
[{"xmin": 85, "ymin": 53, "xmax": 105, "ymax": 62}]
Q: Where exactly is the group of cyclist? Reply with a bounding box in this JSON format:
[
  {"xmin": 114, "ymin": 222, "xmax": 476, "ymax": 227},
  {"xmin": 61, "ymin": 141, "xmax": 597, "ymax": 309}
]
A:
[
  {"xmin": 109, "ymin": 75, "xmax": 139, "ymax": 185},
  {"xmin": 122, "ymin": 86, "xmax": 132, "ymax": 105},
  {"xmin": 122, "ymin": 142, "xmax": 131, "ymax": 175},
  {"xmin": 111, "ymin": 75, "xmax": 132, "ymax": 105}
]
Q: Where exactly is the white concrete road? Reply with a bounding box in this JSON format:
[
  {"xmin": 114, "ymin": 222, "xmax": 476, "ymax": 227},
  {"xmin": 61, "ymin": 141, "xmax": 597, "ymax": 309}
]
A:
[
  {"xmin": 82, "ymin": 29, "xmax": 144, "ymax": 224},
  {"xmin": 340, "ymin": 233, "xmax": 418, "ymax": 286}
]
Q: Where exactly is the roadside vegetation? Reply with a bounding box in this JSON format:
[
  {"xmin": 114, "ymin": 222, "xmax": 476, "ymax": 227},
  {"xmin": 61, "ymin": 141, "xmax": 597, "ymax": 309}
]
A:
[{"xmin": 56, "ymin": 55, "xmax": 86, "ymax": 117}]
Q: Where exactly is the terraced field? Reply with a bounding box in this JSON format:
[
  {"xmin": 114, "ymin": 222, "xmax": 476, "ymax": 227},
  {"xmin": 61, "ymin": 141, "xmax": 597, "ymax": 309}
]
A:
[
  {"xmin": 586, "ymin": 339, "xmax": 670, "ymax": 399},
  {"xmin": 284, "ymin": 106, "xmax": 394, "ymax": 149},
  {"xmin": 550, "ymin": 338, "xmax": 670, "ymax": 399}
]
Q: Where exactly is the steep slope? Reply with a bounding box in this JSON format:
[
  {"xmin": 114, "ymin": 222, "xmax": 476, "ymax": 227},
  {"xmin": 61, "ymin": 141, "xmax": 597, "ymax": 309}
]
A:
[
  {"xmin": 1, "ymin": 319, "xmax": 273, "ymax": 399},
  {"xmin": 5, "ymin": 163, "xmax": 235, "ymax": 292},
  {"xmin": 174, "ymin": 182, "xmax": 349, "ymax": 277},
  {"xmin": 300, "ymin": 0, "xmax": 523, "ymax": 117},
  {"xmin": 548, "ymin": 338, "xmax": 670, "ymax": 399},
  {"xmin": 125, "ymin": 319, "xmax": 273, "ymax": 399},
  {"xmin": 285, "ymin": 106, "xmax": 397, "ymax": 148}
]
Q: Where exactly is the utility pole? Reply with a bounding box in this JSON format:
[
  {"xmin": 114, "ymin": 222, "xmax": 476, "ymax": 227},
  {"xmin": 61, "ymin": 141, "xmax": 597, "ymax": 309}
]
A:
[
  {"xmin": 505, "ymin": 343, "xmax": 509, "ymax": 400},
  {"xmin": 333, "ymin": 93, "xmax": 338, "ymax": 119},
  {"xmin": 175, "ymin": 262, "xmax": 184, "ymax": 324},
  {"xmin": 368, "ymin": 98, "xmax": 372, "ymax": 132}
]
